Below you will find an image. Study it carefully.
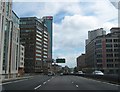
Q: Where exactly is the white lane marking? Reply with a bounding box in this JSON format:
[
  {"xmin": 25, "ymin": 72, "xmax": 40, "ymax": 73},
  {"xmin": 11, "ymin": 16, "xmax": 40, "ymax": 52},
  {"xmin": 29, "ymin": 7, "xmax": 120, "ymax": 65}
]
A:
[
  {"xmin": 2, "ymin": 79, "xmax": 28, "ymax": 85},
  {"xmin": 80, "ymin": 77, "xmax": 120, "ymax": 87},
  {"xmin": 43, "ymin": 82, "xmax": 46, "ymax": 85},
  {"xmin": 34, "ymin": 85, "xmax": 41, "ymax": 90},
  {"xmin": 52, "ymin": 77, "xmax": 54, "ymax": 79},
  {"xmin": 76, "ymin": 85, "xmax": 79, "ymax": 88},
  {"xmin": 48, "ymin": 79, "xmax": 50, "ymax": 82},
  {"xmin": 72, "ymin": 82, "xmax": 74, "ymax": 83}
]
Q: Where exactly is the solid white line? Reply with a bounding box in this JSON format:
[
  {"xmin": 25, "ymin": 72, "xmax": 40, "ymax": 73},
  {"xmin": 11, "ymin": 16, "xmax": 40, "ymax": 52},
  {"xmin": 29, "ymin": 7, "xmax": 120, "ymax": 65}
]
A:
[
  {"xmin": 78, "ymin": 76, "xmax": 119, "ymax": 86},
  {"xmin": 76, "ymin": 85, "xmax": 79, "ymax": 88},
  {"xmin": 2, "ymin": 79, "xmax": 28, "ymax": 85},
  {"xmin": 34, "ymin": 85, "xmax": 41, "ymax": 90},
  {"xmin": 43, "ymin": 82, "xmax": 46, "ymax": 85}
]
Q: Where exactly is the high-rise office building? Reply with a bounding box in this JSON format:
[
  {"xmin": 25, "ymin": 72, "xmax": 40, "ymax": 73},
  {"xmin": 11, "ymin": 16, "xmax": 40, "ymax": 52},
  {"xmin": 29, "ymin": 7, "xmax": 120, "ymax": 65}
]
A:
[
  {"xmin": 20, "ymin": 17, "xmax": 49, "ymax": 73},
  {"xmin": 42, "ymin": 16, "xmax": 53, "ymax": 60}
]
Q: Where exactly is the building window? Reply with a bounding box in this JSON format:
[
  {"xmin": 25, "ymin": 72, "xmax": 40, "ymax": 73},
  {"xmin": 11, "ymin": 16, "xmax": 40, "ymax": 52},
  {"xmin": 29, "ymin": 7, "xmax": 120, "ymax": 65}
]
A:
[
  {"xmin": 113, "ymin": 39, "xmax": 119, "ymax": 42},
  {"xmin": 36, "ymin": 38, "xmax": 42, "ymax": 42},
  {"xmin": 96, "ymin": 40, "xmax": 101, "ymax": 43},
  {"xmin": 36, "ymin": 42, "xmax": 42, "ymax": 46},
  {"xmin": 106, "ymin": 49, "xmax": 113, "ymax": 52},
  {"xmin": 36, "ymin": 50, "xmax": 41, "ymax": 53},
  {"xmin": 36, "ymin": 46, "xmax": 42, "ymax": 49},
  {"xmin": 114, "ymin": 44, "xmax": 119, "ymax": 47},
  {"xmin": 36, "ymin": 54, "xmax": 41, "ymax": 57},
  {"xmin": 97, "ymin": 59, "xmax": 102, "ymax": 62},
  {"xmin": 96, "ymin": 44, "xmax": 102, "ymax": 48},
  {"xmin": 106, "ymin": 54, "xmax": 113, "ymax": 57},
  {"xmin": 36, "ymin": 58, "xmax": 41, "ymax": 61},
  {"xmin": 106, "ymin": 44, "xmax": 112, "ymax": 48},
  {"xmin": 96, "ymin": 54, "xmax": 102, "ymax": 58},
  {"xmin": 114, "ymin": 54, "xmax": 119, "ymax": 57},
  {"xmin": 36, "ymin": 34, "xmax": 42, "ymax": 38},
  {"xmin": 106, "ymin": 59, "xmax": 113, "ymax": 62},
  {"xmin": 107, "ymin": 64, "xmax": 113, "ymax": 68},
  {"xmin": 106, "ymin": 39, "xmax": 112, "ymax": 42}
]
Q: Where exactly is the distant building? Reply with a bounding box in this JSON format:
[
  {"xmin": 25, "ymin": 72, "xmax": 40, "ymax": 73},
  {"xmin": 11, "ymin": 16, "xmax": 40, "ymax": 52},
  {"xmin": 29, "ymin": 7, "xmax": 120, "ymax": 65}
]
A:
[
  {"xmin": 85, "ymin": 27, "xmax": 120, "ymax": 74},
  {"xmin": 77, "ymin": 54, "xmax": 86, "ymax": 71},
  {"xmin": 20, "ymin": 17, "xmax": 50, "ymax": 73},
  {"xmin": 51, "ymin": 64, "xmax": 62, "ymax": 74}
]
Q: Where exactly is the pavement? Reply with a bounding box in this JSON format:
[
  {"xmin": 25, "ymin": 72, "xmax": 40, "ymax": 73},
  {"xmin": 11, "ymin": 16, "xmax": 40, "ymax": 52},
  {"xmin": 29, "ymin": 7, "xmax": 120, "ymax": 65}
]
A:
[{"xmin": 0, "ymin": 75, "xmax": 119, "ymax": 91}]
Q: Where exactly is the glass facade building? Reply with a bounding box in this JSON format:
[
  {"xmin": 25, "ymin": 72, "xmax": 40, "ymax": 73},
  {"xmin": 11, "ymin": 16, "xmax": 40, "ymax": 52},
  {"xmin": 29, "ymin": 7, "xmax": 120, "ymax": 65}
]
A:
[{"xmin": 42, "ymin": 16, "xmax": 53, "ymax": 60}]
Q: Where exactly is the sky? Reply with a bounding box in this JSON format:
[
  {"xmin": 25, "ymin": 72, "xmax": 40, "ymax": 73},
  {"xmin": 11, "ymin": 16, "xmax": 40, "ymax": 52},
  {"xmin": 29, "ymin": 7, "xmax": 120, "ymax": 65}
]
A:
[{"xmin": 12, "ymin": 0, "xmax": 118, "ymax": 68}]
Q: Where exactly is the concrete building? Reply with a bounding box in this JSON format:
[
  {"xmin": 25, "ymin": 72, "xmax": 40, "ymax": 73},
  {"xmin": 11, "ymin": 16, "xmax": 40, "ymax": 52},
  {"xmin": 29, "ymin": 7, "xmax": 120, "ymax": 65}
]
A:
[
  {"xmin": 20, "ymin": 17, "xmax": 50, "ymax": 73},
  {"xmin": 18, "ymin": 45, "xmax": 25, "ymax": 75},
  {"xmin": 76, "ymin": 54, "xmax": 86, "ymax": 71},
  {"xmin": 0, "ymin": 1, "xmax": 13, "ymax": 75},
  {"xmin": 86, "ymin": 28, "xmax": 106, "ymax": 45},
  {"xmin": 85, "ymin": 27, "xmax": 120, "ymax": 74},
  {"xmin": 0, "ymin": 1, "xmax": 20, "ymax": 77}
]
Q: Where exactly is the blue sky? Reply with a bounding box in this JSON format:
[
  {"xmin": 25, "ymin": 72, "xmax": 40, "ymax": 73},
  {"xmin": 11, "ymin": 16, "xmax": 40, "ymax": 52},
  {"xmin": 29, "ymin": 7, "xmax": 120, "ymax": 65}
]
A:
[{"xmin": 12, "ymin": 0, "xmax": 118, "ymax": 68}]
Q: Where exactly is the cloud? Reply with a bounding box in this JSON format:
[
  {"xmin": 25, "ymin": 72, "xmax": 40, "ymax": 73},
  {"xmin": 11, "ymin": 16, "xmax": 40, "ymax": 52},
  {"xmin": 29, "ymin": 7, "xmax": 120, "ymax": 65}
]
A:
[{"xmin": 13, "ymin": 0, "xmax": 118, "ymax": 68}]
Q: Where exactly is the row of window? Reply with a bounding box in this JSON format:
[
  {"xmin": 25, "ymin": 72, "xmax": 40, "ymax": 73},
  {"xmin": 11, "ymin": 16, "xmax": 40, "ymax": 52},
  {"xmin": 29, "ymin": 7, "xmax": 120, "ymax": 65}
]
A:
[
  {"xmin": 36, "ymin": 50, "xmax": 41, "ymax": 53},
  {"xmin": 36, "ymin": 41, "xmax": 42, "ymax": 46},
  {"xmin": 96, "ymin": 54, "xmax": 119, "ymax": 57},
  {"xmin": 36, "ymin": 58, "xmax": 41, "ymax": 61},
  {"xmin": 97, "ymin": 64, "xmax": 119, "ymax": 68},
  {"xmin": 36, "ymin": 34, "xmax": 42, "ymax": 38},
  {"xmin": 36, "ymin": 38, "xmax": 42, "ymax": 42},
  {"xmin": 36, "ymin": 30, "xmax": 42, "ymax": 35},
  {"xmin": 96, "ymin": 39, "xmax": 120, "ymax": 43},
  {"xmin": 96, "ymin": 44, "xmax": 120, "ymax": 48},
  {"xmin": 97, "ymin": 59, "xmax": 120, "ymax": 62},
  {"xmin": 36, "ymin": 54, "xmax": 41, "ymax": 57},
  {"xmin": 96, "ymin": 49, "xmax": 120, "ymax": 53}
]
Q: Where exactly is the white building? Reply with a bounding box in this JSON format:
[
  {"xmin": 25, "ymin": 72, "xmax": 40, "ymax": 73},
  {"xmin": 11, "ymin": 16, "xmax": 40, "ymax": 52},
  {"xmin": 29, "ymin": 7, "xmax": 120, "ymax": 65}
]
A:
[
  {"xmin": 0, "ymin": 1, "xmax": 20, "ymax": 76},
  {"xmin": 18, "ymin": 45, "xmax": 25, "ymax": 75},
  {"xmin": 0, "ymin": 1, "xmax": 13, "ymax": 75}
]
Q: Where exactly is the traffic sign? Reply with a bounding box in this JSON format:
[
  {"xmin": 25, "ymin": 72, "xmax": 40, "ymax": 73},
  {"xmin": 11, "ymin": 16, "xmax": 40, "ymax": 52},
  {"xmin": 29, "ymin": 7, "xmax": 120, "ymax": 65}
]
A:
[{"xmin": 56, "ymin": 58, "xmax": 65, "ymax": 63}]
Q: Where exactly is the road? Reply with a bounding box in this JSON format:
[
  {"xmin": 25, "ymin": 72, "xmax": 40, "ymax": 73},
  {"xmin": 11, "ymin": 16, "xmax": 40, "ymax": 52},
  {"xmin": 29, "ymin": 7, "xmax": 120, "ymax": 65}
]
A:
[{"xmin": 0, "ymin": 75, "xmax": 119, "ymax": 91}]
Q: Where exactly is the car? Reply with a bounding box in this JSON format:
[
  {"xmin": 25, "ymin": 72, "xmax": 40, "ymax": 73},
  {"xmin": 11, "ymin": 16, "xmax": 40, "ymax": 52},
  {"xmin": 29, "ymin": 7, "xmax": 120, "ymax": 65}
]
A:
[
  {"xmin": 77, "ymin": 71, "xmax": 84, "ymax": 74},
  {"xmin": 47, "ymin": 72, "xmax": 55, "ymax": 76},
  {"xmin": 60, "ymin": 73, "xmax": 63, "ymax": 76},
  {"xmin": 92, "ymin": 70, "xmax": 104, "ymax": 75}
]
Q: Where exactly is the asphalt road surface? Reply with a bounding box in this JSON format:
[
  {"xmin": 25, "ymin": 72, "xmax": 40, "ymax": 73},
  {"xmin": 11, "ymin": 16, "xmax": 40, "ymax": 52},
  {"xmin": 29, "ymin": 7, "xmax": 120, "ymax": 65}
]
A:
[{"xmin": 1, "ymin": 75, "xmax": 119, "ymax": 91}]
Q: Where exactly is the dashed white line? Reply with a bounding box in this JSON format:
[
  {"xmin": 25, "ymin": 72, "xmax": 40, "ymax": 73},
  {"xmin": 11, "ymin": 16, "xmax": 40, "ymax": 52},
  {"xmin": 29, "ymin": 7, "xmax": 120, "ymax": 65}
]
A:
[
  {"xmin": 48, "ymin": 79, "xmax": 50, "ymax": 82},
  {"xmin": 43, "ymin": 82, "xmax": 46, "ymax": 85},
  {"xmin": 76, "ymin": 85, "xmax": 79, "ymax": 88},
  {"xmin": 34, "ymin": 85, "xmax": 41, "ymax": 90}
]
